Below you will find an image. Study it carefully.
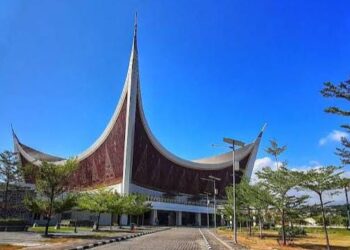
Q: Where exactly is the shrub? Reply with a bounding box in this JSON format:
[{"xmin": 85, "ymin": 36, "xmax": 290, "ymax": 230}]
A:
[{"xmin": 279, "ymin": 226, "xmax": 306, "ymax": 241}]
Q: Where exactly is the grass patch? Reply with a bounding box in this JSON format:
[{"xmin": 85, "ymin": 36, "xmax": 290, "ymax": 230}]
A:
[
  {"xmin": 42, "ymin": 237, "xmax": 79, "ymax": 244},
  {"xmin": 27, "ymin": 226, "xmax": 139, "ymax": 240},
  {"xmin": 218, "ymin": 227, "xmax": 350, "ymax": 250},
  {"xmin": 305, "ymin": 227, "xmax": 350, "ymax": 236},
  {"xmin": 28, "ymin": 226, "xmax": 91, "ymax": 234}
]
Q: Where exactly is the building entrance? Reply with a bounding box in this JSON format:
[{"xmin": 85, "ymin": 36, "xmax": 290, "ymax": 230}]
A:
[
  {"xmin": 181, "ymin": 212, "xmax": 196, "ymax": 226},
  {"xmin": 157, "ymin": 210, "xmax": 176, "ymax": 226}
]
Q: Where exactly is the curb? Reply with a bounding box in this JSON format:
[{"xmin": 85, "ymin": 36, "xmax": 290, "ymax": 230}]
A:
[
  {"xmin": 199, "ymin": 228, "xmax": 212, "ymax": 250},
  {"xmin": 67, "ymin": 228, "xmax": 170, "ymax": 250}
]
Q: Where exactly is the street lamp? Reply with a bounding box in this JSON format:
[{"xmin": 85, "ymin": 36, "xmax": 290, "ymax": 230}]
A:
[
  {"xmin": 201, "ymin": 175, "xmax": 221, "ymax": 228},
  {"xmin": 223, "ymin": 137, "xmax": 245, "ymax": 244},
  {"xmin": 201, "ymin": 192, "xmax": 211, "ymax": 228}
]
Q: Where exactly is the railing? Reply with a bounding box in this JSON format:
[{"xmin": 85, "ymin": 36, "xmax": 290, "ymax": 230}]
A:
[{"xmin": 146, "ymin": 195, "xmax": 214, "ymax": 207}]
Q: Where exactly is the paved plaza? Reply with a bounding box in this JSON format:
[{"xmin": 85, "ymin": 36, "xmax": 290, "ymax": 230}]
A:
[
  {"xmin": 0, "ymin": 227, "xmax": 156, "ymax": 250},
  {"xmin": 0, "ymin": 227, "xmax": 247, "ymax": 250},
  {"xmin": 95, "ymin": 228, "xmax": 244, "ymax": 250}
]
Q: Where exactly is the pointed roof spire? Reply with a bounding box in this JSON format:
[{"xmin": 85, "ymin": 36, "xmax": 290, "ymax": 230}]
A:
[
  {"xmin": 11, "ymin": 124, "xmax": 21, "ymax": 155},
  {"xmin": 132, "ymin": 12, "xmax": 138, "ymax": 50},
  {"xmin": 258, "ymin": 123, "xmax": 267, "ymax": 138},
  {"xmin": 134, "ymin": 12, "xmax": 138, "ymax": 36},
  {"xmin": 129, "ymin": 12, "xmax": 138, "ymax": 66},
  {"xmin": 11, "ymin": 123, "xmax": 18, "ymax": 141}
]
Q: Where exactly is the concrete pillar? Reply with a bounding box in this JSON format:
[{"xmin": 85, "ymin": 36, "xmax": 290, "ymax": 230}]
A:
[
  {"xmin": 195, "ymin": 213, "xmax": 201, "ymax": 227},
  {"xmin": 221, "ymin": 214, "xmax": 225, "ymax": 227},
  {"xmin": 120, "ymin": 214, "xmax": 128, "ymax": 226},
  {"xmin": 151, "ymin": 210, "xmax": 158, "ymax": 226},
  {"xmin": 176, "ymin": 211, "xmax": 182, "ymax": 226}
]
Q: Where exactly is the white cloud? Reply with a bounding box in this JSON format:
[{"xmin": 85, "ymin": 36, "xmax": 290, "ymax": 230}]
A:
[
  {"xmin": 309, "ymin": 160, "xmax": 321, "ymax": 166},
  {"xmin": 251, "ymin": 157, "xmax": 281, "ymax": 183},
  {"xmin": 319, "ymin": 130, "xmax": 349, "ymax": 146}
]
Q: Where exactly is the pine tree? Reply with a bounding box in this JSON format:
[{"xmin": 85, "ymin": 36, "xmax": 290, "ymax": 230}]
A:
[
  {"xmin": 24, "ymin": 159, "xmax": 78, "ymax": 236},
  {"xmin": 321, "ymin": 79, "xmax": 350, "ymax": 165},
  {"xmin": 257, "ymin": 166, "xmax": 307, "ymax": 245},
  {"xmin": 0, "ymin": 150, "xmax": 21, "ymax": 219},
  {"xmin": 265, "ymin": 139, "xmax": 286, "ymax": 169},
  {"xmin": 299, "ymin": 166, "xmax": 343, "ymax": 250},
  {"xmin": 258, "ymin": 140, "xmax": 307, "ymax": 245},
  {"xmin": 77, "ymin": 189, "xmax": 110, "ymax": 231},
  {"xmin": 339, "ymin": 177, "xmax": 350, "ymax": 230}
]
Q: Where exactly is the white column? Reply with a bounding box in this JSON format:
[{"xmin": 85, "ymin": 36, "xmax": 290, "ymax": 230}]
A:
[
  {"xmin": 151, "ymin": 210, "xmax": 158, "ymax": 226},
  {"xmin": 221, "ymin": 214, "xmax": 225, "ymax": 226},
  {"xmin": 176, "ymin": 211, "xmax": 182, "ymax": 226},
  {"xmin": 120, "ymin": 214, "xmax": 128, "ymax": 226},
  {"xmin": 196, "ymin": 213, "xmax": 201, "ymax": 227}
]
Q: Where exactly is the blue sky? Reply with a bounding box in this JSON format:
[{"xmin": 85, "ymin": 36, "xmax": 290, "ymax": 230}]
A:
[{"xmin": 1, "ymin": 0, "xmax": 349, "ymax": 174}]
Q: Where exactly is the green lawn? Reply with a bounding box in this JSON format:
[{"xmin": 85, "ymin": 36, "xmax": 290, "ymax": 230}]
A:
[
  {"xmin": 305, "ymin": 227, "xmax": 350, "ymax": 236},
  {"xmin": 28, "ymin": 226, "xmax": 92, "ymax": 234},
  {"xmin": 218, "ymin": 227, "xmax": 350, "ymax": 250}
]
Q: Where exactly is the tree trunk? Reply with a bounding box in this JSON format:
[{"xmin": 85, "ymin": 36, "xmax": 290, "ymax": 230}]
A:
[
  {"xmin": 259, "ymin": 215, "xmax": 263, "ymax": 239},
  {"xmin": 345, "ymin": 187, "xmax": 350, "ymax": 230},
  {"xmin": 96, "ymin": 212, "xmax": 101, "ymax": 231},
  {"xmin": 142, "ymin": 214, "xmax": 144, "ymax": 226},
  {"xmin": 246, "ymin": 216, "xmax": 249, "ymax": 235},
  {"xmin": 137, "ymin": 215, "xmax": 139, "ymax": 226},
  {"xmin": 110, "ymin": 213, "xmax": 113, "ymax": 231},
  {"xmin": 248, "ymin": 207, "xmax": 252, "ymax": 236},
  {"xmin": 3, "ymin": 180, "xmax": 9, "ymax": 219},
  {"xmin": 45, "ymin": 216, "xmax": 51, "ymax": 236},
  {"xmin": 45, "ymin": 192, "xmax": 55, "ymax": 236},
  {"xmin": 320, "ymin": 193, "xmax": 330, "ymax": 250},
  {"xmin": 281, "ymin": 209, "xmax": 286, "ymax": 246},
  {"xmin": 118, "ymin": 215, "xmax": 122, "ymax": 229}
]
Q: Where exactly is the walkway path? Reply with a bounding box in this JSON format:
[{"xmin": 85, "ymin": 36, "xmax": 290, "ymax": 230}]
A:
[{"xmin": 95, "ymin": 227, "xmax": 245, "ymax": 250}]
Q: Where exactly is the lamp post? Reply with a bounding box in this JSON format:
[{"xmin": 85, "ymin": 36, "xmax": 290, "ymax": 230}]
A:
[
  {"xmin": 201, "ymin": 175, "xmax": 221, "ymax": 228},
  {"xmin": 202, "ymin": 192, "xmax": 211, "ymax": 228},
  {"xmin": 223, "ymin": 137, "xmax": 245, "ymax": 244}
]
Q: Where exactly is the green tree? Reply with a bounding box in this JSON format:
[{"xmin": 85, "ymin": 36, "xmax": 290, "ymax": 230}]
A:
[
  {"xmin": 265, "ymin": 139, "xmax": 286, "ymax": 168},
  {"xmin": 24, "ymin": 196, "xmax": 50, "ymax": 220},
  {"xmin": 339, "ymin": 177, "xmax": 350, "ymax": 229},
  {"xmin": 321, "ymin": 79, "xmax": 350, "ymax": 165},
  {"xmin": 53, "ymin": 193, "xmax": 78, "ymax": 229},
  {"xmin": 24, "ymin": 193, "xmax": 77, "ymax": 229},
  {"xmin": 249, "ymin": 182, "xmax": 273, "ymax": 238},
  {"xmin": 258, "ymin": 140, "xmax": 307, "ymax": 245},
  {"xmin": 236, "ymin": 178, "xmax": 255, "ymax": 236},
  {"xmin": 125, "ymin": 194, "xmax": 151, "ymax": 226},
  {"xmin": 0, "ymin": 150, "xmax": 21, "ymax": 219},
  {"xmin": 77, "ymin": 189, "xmax": 109, "ymax": 231},
  {"xmin": 223, "ymin": 178, "xmax": 250, "ymax": 231},
  {"xmin": 223, "ymin": 177, "xmax": 272, "ymax": 238},
  {"xmin": 299, "ymin": 166, "xmax": 343, "ymax": 250},
  {"xmin": 257, "ymin": 165, "xmax": 307, "ymax": 245},
  {"xmin": 105, "ymin": 191, "xmax": 125, "ymax": 229},
  {"xmin": 24, "ymin": 159, "xmax": 78, "ymax": 236}
]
